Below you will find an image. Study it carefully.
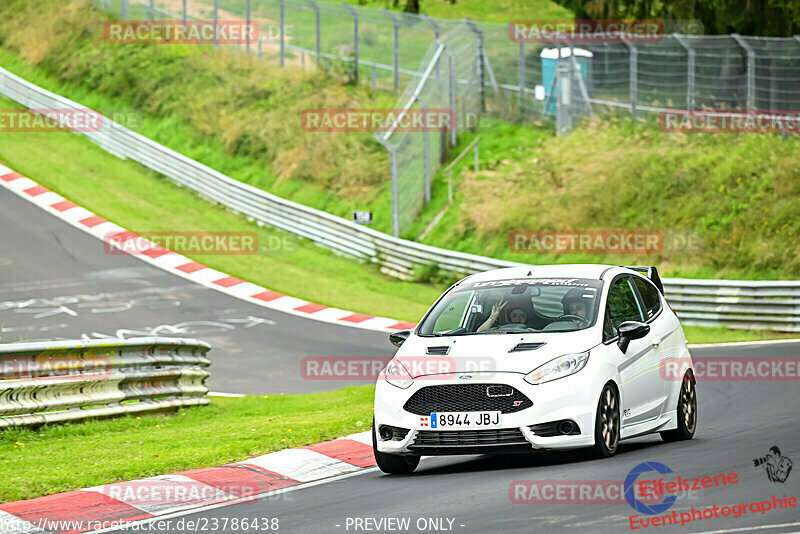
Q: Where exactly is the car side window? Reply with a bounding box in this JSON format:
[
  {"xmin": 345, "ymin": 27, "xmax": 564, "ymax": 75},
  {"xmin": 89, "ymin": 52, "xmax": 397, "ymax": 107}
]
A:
[
  {"xmin": 604, "ymin": 277, "xmax": 645, "ymax": 341},
  {"xmin": 632, "ymin": 277, "xmax": 662, "ymax": 320}
]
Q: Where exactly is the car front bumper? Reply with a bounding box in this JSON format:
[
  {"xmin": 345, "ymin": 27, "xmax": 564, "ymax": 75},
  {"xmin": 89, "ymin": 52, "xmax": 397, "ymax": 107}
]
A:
[{"xmin": 374, "ymin": 371, "xmax": 599, "ymax": 455}]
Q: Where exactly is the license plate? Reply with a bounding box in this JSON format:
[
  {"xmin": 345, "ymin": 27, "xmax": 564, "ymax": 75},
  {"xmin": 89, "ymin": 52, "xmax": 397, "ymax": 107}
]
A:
[{"xmin": 419, "ymin": 411, "xmax": 501, "ymax": 430}]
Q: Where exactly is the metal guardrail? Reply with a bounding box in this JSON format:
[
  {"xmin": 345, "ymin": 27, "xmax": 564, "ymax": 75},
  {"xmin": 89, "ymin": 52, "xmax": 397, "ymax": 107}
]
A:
[
  {"xmin": 0, "ymin": 68, "xmax": 798, "ymax": 332},
  {"xmin": 0, "ymin": 337, "xmax": 211, "ymax": 428}
]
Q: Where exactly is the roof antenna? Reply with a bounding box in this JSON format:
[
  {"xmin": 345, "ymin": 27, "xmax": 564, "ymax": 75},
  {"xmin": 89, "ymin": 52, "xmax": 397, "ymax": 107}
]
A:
[{"xmin": 527, "ymin": 270, "xmax": 532, "ymax": 276}]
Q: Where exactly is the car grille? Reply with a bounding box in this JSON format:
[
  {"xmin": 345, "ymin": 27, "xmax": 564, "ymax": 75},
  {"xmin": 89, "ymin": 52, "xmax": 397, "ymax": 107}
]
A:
[
  {"xmin": 410, "ymin": 428, "xmax": 528, "ymax": 448},
  {"xmin": 402, "ymin": 383, "xmax": 532, "ymax": 415}
]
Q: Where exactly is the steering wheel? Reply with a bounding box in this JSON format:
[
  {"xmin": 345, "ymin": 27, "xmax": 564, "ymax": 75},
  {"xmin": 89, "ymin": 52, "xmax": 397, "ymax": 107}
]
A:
[{"xmin": 555, "ymin": 314, "xmax": 590, "ymax": 327}]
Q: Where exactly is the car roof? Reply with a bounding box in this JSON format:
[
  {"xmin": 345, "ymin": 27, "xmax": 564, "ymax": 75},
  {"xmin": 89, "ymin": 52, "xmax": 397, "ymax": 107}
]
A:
[{"xmin": 459, "ymin": 264, "xmax": 629, "ymax": 284}]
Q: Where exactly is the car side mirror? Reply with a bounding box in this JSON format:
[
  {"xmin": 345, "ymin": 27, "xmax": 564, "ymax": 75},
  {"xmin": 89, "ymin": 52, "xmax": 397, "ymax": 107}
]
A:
[
  {"xmin": 389, "ymin": 329, "xmax": 411, "ymax": 348},
  {"xmin": 617, "ymin": 321, "xmax": 650, "ymax": 353}
]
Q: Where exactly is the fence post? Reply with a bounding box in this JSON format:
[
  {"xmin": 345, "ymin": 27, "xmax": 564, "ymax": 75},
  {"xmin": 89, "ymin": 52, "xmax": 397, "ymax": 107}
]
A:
[
  {"xmin": 422, "ymin": 14, "xmax": 441, "ymax": 79},
  {"xmin": 306, "ymin": 0, "xmax": 321, "ymax": 66},
  {"xmin": 342, "ymin": 3, "xmax": 359, "ymax": 84},
  {"xmin": 464, "ymin": 19, "xmax": 486, "ymax": 111},
  {"xmin": 149, "ymin": 0, "xmax": 154, "ymax": 20},
  {"xmin": 121, "ymin": 0, "xmax": 129, "ymax": 18},
  {"xmin": 279, "ymin": 0, "xmax": 286, "ymax": 66},
  {"xmin": 212, "ymin": 0, "xmax": 220, "ymax": 48},
  {"xmin": 732, "ymin": 34, "xmax": 755, "ymax": 110},
  {"xmin": 375, "ymin": 135, "xmax": 399, "ymax": 237},
  {"xmin": 515, "ymin": 26, "xmax": 525, "ymax": 120},
  {"xmin": 445, "ymin": 46, "xmax": 457, "ymax": 146},
  {"xmin": 418, "ymin": 97, "xmax": 432, "ymax": 202},
  {"xmin": 382, "ymin": 9, "xmax": 401, "ymax": 93},
  {"xmin": 674, "ymin": 34, "xmax": 694, "ymax": 111},
  {"xmin": 556, "ymin": 60, "xmax": 573, "ymax": 134},
  {"xmin": 622, "ymin": 37, "xmax": 638, "ymax": 119},
  {"xmin": 244, "ymin": 0, "xmax": 251, "ymax": 54}
]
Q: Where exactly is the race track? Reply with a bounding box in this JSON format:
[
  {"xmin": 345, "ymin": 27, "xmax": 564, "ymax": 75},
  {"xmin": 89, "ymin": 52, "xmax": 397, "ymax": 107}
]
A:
[
  {"xmin": 3, "ymin": 183, "xmax": 800, "ymax": 534},
  {"xmin": 112, "ymin": 342, "xmax": 800, "ymax": 534},
  {"xmin": 0, "ymin": 186, "xmax": 393, "ymax": 395}
]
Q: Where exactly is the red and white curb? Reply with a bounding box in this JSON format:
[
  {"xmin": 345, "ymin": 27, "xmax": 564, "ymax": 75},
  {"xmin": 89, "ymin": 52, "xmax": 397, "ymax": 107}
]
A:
[
  {"xmin": 0, "ymin": 165, "xmax": 416, "ymax": 333},
  {"xmin": 0, "ymin": 431, "xmax": 374, "ymax": 533}
]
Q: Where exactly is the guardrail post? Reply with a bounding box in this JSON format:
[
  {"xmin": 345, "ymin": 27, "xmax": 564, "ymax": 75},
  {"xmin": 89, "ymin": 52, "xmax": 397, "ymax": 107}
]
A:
[
  {"xmin": 149, "ymin": 0, "xmax": 154, "ymax": 20},
  {"xmin": 674, "ymin": 34, "xmax": 695, "ymax": 111},
  {"xmin": 121, "ymin": 0, "xmax": 129, "ymax": 18},
  {"xmin": 464, "ymin": 19, "xmax": 486, "ymax": 111},
  {"xmin": 279, "ymin": 0, "xmax": 286, "ymax": 66},
  {"xmin": 342, "ymin": 4, "xmax": 359, "ymax": 84},
  {"xmin": 622, "ymin": 38, "xmax": 638, "ymax": 119},
  {"xmin": 306, "ymin": 0, "xmax": 321, "ymax": 66},
  {"xmin": 732, "ymin": 34, "xmax": 755, "ymax": 110}
]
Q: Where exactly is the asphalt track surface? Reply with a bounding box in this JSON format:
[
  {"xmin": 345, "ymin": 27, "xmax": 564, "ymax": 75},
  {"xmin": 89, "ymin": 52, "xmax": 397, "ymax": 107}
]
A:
[
  {"xmin": 4, "ymin": 184, "xmax": 800, "ymax": 534},
  {"xmin": 114, "ymin": 342, "xmax": 800, "ymax": 534},
  {"xmin": 0, "ymin": 186, "xmax": 393, "ymax": 394}
]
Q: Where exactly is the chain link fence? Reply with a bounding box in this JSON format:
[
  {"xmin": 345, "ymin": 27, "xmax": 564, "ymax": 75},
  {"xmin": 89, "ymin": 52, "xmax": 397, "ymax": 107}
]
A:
[{"xmin": 92, "ymin": 0, "xmax": 800, "ymax": 235}]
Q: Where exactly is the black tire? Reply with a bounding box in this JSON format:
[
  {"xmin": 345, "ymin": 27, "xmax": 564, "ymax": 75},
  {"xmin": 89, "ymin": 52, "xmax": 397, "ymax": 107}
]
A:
[
  {"xmin": 372, "ymin": 420, "xmax": 420, "ymax": 474},
  {"xmin": 590, "ymin": 384, "xmax": 620, "ymax": 458},
  {"xmin": 661, "ymin": 372, "xmax": 697, "ymax": 442}
]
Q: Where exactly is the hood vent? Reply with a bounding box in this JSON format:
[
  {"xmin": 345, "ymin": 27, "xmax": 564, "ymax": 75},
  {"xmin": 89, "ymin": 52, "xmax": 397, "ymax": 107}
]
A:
[
  {"xmin": 426, "ymin": 346, "xmax": 450, "ymax": 355},
  {"xmin": 509, "ymin": 342, "xmax": 545, "ymax": 353}
]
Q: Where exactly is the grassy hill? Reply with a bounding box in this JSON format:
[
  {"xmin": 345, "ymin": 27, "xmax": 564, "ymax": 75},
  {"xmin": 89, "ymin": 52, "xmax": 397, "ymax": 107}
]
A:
[{"xmin": 1, "ymin": 0, "xmax": 799, "ymax": 280}]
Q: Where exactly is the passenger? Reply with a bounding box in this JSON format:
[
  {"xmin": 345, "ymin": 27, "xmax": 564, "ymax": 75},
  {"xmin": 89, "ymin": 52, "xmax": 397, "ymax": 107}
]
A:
[{"xmin": 477, "ymin": 295, "xmax": 542, "ymax": 331}]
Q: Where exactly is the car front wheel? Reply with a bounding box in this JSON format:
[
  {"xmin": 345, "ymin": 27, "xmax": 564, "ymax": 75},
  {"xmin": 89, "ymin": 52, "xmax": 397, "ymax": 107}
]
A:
[
  {"xmin": 372, "ymin": 420, "xmax": 420, "ymax": 474},
  {"xmin": 591, "ymin": 384, "xmax": 620, "ymax": 458}
]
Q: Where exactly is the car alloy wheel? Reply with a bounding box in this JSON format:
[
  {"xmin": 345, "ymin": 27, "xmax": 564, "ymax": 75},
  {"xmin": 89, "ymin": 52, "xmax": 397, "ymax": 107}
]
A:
[
  {"xmin": 661, "ymin": 372, "xmax": 697, "ymax": 442},
  {"xmin": 592, "ymin": 384, "xmax": 619, "ymax": 458}
]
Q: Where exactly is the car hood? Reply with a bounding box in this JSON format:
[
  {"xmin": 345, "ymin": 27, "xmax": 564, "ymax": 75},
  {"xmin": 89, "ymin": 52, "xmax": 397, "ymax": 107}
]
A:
[{"xmin": 395, "ymin": 330, "xmax": 601, "ymax": 377}]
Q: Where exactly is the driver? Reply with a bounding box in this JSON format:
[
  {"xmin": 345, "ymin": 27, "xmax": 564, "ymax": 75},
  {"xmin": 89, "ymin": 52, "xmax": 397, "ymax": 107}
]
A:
[{"xmin": 560, "ymin": 288, "xmax": 592, "ymax": 325}]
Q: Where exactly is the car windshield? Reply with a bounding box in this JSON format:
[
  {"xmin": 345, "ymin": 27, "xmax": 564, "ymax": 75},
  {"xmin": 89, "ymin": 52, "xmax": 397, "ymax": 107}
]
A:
[{"xmin": 417, "ymin": 278, "xmax": 603, "ymax": 336}]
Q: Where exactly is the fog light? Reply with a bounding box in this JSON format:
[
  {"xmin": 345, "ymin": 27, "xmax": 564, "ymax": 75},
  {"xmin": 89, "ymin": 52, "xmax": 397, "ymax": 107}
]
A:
[{"xmin": 378, "ymin": 425, "xmax": 393, "ymax": 440}]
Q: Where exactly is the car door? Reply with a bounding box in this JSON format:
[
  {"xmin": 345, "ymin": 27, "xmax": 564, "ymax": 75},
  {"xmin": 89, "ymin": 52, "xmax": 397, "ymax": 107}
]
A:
[
  {"xmin": 604, "ymin": 275, "xmax": 664, "ymax": 429},
  {"xmin": 631, "ymin": 275, "xmax": 675, "ymax": 416}
]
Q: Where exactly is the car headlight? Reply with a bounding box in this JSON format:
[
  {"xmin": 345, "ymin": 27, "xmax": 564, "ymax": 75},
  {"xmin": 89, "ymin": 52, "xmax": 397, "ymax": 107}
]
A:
[
  {"xmin": 524, "ymin": 352, "xmax": 589, "ymax": 385},
  {"xmin": 383, "ymin": 359, "xmax": 414, "ymax": 389}
]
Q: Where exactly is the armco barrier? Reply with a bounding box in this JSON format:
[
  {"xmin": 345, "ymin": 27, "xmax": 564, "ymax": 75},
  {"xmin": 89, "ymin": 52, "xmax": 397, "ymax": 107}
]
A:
[
  {"xmin": 0, "ymin": 67, "xmax": 798, "ymax": 332},
  {"xmin": 0, "ymin": 337, "xmax": 210, "ymax": 428}
]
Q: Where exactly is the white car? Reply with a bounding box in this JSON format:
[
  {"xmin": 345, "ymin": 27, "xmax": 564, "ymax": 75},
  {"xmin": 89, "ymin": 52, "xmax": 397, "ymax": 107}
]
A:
[{"xmin": 373, "ymin": 264, "xmax": 697, "ymax": 474}]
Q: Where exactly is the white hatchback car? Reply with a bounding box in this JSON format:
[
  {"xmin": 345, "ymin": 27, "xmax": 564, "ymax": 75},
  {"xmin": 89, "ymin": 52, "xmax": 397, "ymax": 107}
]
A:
[{"xmin": 373, "ymin": 264, "xmax": 697, "ymax": 474}]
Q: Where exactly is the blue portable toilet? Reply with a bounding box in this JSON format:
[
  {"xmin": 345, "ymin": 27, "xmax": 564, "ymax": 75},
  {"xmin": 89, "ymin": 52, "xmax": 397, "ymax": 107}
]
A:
[{"xmin": 541, "ymin": 47, "xmax": 593, "ymax": 115}]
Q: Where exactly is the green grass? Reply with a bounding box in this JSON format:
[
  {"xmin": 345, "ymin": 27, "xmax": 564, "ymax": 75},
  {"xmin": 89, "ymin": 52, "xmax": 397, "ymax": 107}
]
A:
[
  {"xmin": 683, "ymin": 326, "xmax": 800, "ymax": 345},
  {"xmin": 3, "ymin": 0, "xmax": 800, "ymax": 280},
  {"xmin": 0, "ymin": 386, "xmax": 374, "ymax": 502},
  {"xmin": 0, "ymin": 96, "xmax": 439, "ymax": 321}
]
